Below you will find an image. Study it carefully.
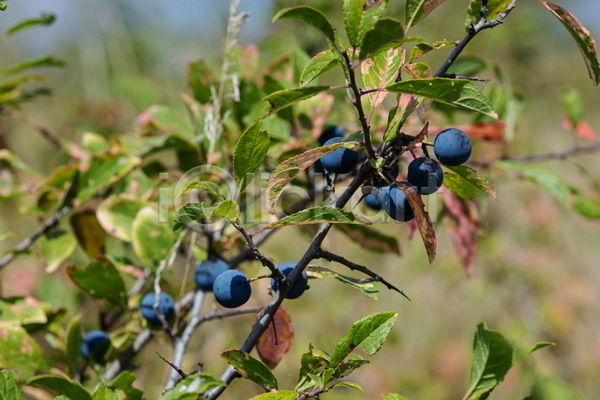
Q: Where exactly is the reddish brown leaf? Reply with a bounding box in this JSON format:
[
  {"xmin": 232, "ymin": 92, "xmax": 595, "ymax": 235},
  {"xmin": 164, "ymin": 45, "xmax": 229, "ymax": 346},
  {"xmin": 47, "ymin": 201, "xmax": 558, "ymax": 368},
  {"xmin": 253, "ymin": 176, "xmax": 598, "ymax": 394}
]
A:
[
  {"xmin": 575, "ymin": 121, "xmax": 597, "ymax": 142},
  {"xmin": 255, "ymin": 306, "xmax": 294, "ymax": 369},
  {"xmin": 397, "ymin": 181, "xmax": 436, "ymax": 263}
]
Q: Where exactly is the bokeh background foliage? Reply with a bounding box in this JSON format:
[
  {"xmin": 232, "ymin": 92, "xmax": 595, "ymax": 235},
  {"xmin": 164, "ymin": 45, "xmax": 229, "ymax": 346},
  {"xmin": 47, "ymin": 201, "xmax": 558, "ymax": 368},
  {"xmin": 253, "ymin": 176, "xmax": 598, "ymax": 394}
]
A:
[{"xmin": 0, "ymin": 0, "xmax": 599, "ymax": 399}]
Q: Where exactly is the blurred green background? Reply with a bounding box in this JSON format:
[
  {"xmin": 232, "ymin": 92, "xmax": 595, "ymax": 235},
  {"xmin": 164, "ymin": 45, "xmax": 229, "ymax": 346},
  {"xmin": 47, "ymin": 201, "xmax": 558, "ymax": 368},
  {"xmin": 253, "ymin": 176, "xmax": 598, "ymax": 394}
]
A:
[{"xmin": 1, "ymin": 1, "xmax": 600, "ymax": 399}]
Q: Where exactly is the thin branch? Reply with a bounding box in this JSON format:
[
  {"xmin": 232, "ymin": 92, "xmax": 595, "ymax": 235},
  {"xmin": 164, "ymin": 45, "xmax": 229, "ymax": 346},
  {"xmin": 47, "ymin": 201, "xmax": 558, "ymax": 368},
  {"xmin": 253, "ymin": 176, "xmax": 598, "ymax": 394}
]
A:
[
  {"xmin": 234, "ymin": 222, "xmax": 284, "ymax": 280},
  {"xmin": 157, "ymin": 352, "xmax": 187, "ymax": 380},
  {"xmin": 297, "ymin": 386, "xmax": 331, "ymax": 400},
  {"xmin": 434, "ymin": 0, "xmax": 519, "ymax": 77},
  {"xmin": 315, "ymin": 249, "xmax": 411, "ymax": 301},
  {"xmin": 0, "ymin": 206, "xmax": 70, "ymax": 270}
]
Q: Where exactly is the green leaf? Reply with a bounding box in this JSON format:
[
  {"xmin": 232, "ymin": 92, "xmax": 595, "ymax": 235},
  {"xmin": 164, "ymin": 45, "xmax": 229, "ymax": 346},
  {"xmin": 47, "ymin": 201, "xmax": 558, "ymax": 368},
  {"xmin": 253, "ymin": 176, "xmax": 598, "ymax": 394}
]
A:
[
  {"xmin": 329, "ymin": 312, "xmax": 398, "ymax": 368},
  {"xmin": 39, "ymin": 229, "xmax": 77, "ymax": 273},
  {"xmin": 358, "ymin": 18, "xmax": 405, "ymax": 60},
  {"xmin": 187, "ymin": 59, "xmax": 216, "ymax": 104},
  {"xmin": 443, "ymin": 172, "xmax": 476, "ymax": 201},
  {"xmin": 249, "ymin": 392, "xmax": 298, "ymax": 400},
  {"xmin": 145, "ymin": 105, "xmax": 196, "ymax": 144},
  {"xmin": 343, "ymin": 0, "xmax": 389, "ymax": 48},
  {"xmin": 528, "ymin": 376, "xmax": 582, "ymax": 400},
  {"xmin": 92, "ymin": 385, "xmax": 121, "ymax": 400},
  {"xmin": 131, "ymin": 206, "xmax": 177, "ymax": 270},
  {"xmin": 77, "ymin": 153, "xmax": 141, "ymax": 203},
  {"xmin": 333, "ymin": 381, "xmax": 364, "ymax": 391},
  {"xmin": 466, "ymin": 0, "xmax": 513, "ymax": 28},
  {"xmin": 6, "ymin": 12, "xmax": 55, "ymax": 36},
  {"xmin": 219, "ymin": 350, "xmax": 278, "ymax": 390},
  {"xmin": 64, "ymin": 315, "xmax": 82, "ymax": 379},
  {"xmin": 331, "ymin": 356, "xmax": 370, "ymax": 380},
  {"xmin": 386, "ymin": 78, "xmax": 497, "ymax": 118},
  {"xmin": 408, "ymin": 40, "xmax": 457, "ymax": 63},
  {"xmin": 174, "ymin": 200, "xmax": 240, "ymax": 230},
  {"xmin": 560, "ymin": 88, "xmax": 584, "ymax": 127},
  {"xmin": 572, "ymin": 193, "xmax": 600, "ymax": 219},
  {"xmin": 273, "ymin": 6, "xmax": 336, "ymax": 43},
  {"xmin": 263, "ymin": 86, "xmax": 330, "ymax": 116},
  {"xmin": 445, "ymin": 165, "xmax": 496, "ymax": 200},
  {"xmin": 234, "ymin": 121, "xmax": 270, "ymax": 192},
  {"xmin": 0, "ymin": 323, "xmax": 48, "ymax": 380},
  {"xmin": 406, "ymin": 0, "xmax": 449, "ymax": 28},
  {"xmin": 333, "ymin": 224, "xmax": 400, "ymax": 254},
  {"xmin": 361, "ymin": 47, "xmax": 400, "ymax": 107},
  {"xmin": 0, "ymin": 149, "xmax": 43, "ymax": 178},
  {"xmin": 535, "ymin": 1, "xmax": 600, "ymax": 85},
  {"xmin": 258, "ymin": 207, "xmax": 370, "ymax": 232},
  {"xmin": 300, "ymin": 50, "xmax": 342, "ymax": 87},
  {"xmin": 97, "ymin": 196, "xmax": 148, "ymax": 242},
  {"xmin": 405, "ymin": 62, "xmax": 431, "ymax": 79},
  {"xmin": 383, "ymin": 95, "xmax": 423, "ymax": 142},
  {"xmin": 0, "ymin": 369, "xmax": 22, "ymax": 400},
  {"xmin": 265, "ymin": 141, "xmax": 361, "ymax": 213},
  {"xmin": 158, "ymin": 373, "xmax": 224, "ymax": 400},
  {"xmin": 175, "ymin": 181, "xmax": 225, "ymax": 201},
  {"xmin": 383, "ymin": 394, "xmax": 410, "ymax": 400},
  {"xmin": 66, "ymin": 259, "xmax": 127, "ymax": 308},
  {"xmin": 106, "ymin": 372, "xmax": 143, "ymax": 400},
  {"xmin": 0, "ymin": 297, "xmax": 47, "ymax": 325},
  {"xmin": 307, "ymin": 265, "xmax": 379, "ymax": 299},
  {"xmin": 27, "ymin": 375, "xmax": 92, "ymax": 400},
  {"xmin": 465, "ymin": 323, "xmax": 553, "ymax": 400},
  {"xmin": 82, "ymin": 132, "xmax": 109, "ymax": 154},
  {"xmin": 0, "ymin": 3, "xmax": 7, "ymax": 11},
  {"xmin": 0, "ymin": 56, "xmax": 65, "ymax": 76},
  {"xmin": 448, "ymin": 55, "xmax": 488, "ymax": 76},
  {"xmin": 296, "ymin": 352, "xmax": 330, "ymax": 391},
  {"xmin": 70, "ymin": 209, "xmax": 106, "ymax": 258}
]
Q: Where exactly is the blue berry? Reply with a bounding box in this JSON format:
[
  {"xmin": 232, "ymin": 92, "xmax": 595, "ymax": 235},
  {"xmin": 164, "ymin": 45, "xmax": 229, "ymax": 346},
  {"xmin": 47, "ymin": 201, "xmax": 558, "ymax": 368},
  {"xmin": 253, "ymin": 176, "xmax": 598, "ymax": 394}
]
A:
[
  {"xmin": 271, "ymin": 262, "xmax": 308, "ymax": 299},
  {"xmin": 320, "ymin": 137, "xmax": 359, "ymax": 174},
  {"xmin": 213, "ymin": 270, "xmax": 252, "ymax": 308},
  {"xmin": 318, "ymin": 125, "xmax": 345, "ymax": 145},
  {"xmin": 433, "ymin": 128, "xmax": 472, "ymax": 166},
  {"xmin": 382, "ymin": 183, "xmax": 418, "ymax": 222},
  {"xmin": 140, "ymin": 292, "xmax": 176, "ymax": 327},
  {"xmin": 81, "ymin": 330, "xmax": 110, "ymax": 360},
  {"xmin": 407, "ymin": 157, "xmax": 444, "ymax": 194},
  {"xmin": 194, "ymin": 258, "xmax": 229, "ymax": 292},
  {"xmin": 364, "ymin": 193, "xmax": 382, "ymax": 210}
]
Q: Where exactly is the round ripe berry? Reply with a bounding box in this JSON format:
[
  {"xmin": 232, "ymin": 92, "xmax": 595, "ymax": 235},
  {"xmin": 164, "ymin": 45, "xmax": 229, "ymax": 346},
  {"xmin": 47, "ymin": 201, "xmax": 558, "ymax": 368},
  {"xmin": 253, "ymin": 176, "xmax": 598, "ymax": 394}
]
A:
[
  {"xmin": 194, "ymin": 258, "xmax": 229, "ymax": 292},
  {"xmin": 140, "ymin": 292, "xmax": 176, "ymax": 326},
  {"xmin": 81, "ymin": 330, "xmax": 110, "ymax": 360},
  {"xmin": 407, "ymin": 157, "xmax": 444, "ymax": 195},
  {"xmin": 364, "ymin": 193, "xmax": 382, "ymax": 210},
  {"xmin": 213, "ymin": 270, "xmax": 252, "ymax": 308},
  {"xmin": 320, "ymin": 137, "xmax": 359, "ymax": 174},
  {"xmin": 271, "ymin": 262, "xmax": 308, "ymax": 299},
  {"xmin": 433, "ymin": 128, "xmax": 472, "ymax": 166},
  {"xmin": 382, "ymin": 183, "xmax": 418, "ymax": 222},
  {"xmin": 318, "ymin": 125, "xmax": 345, "ymax": 146}
]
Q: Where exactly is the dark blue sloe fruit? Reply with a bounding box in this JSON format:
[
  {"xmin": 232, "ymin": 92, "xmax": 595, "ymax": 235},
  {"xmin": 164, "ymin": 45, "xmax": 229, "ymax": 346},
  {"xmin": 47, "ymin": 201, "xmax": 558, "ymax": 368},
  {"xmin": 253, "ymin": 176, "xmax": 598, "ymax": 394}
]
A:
[
  {"xmin": 320, "ymin": 137, "xmax": 359, "ymax": 174},
  {"xmin": 140, "ymin": 292, "xmax": 176, "ymax": 326},
  {"xmin": 213, "ymin": 270, "xmax": 252, "ymax": 308},
  {"xmin": 318, "ymin": 125, "xmax": 345, "ymax": 145},
  {"xmin": 271, "ymin": 262, "xmax": 308, "ymax": 299},
  {"xmin": 194, "ymin": 258, "xmax": 229, "ymax": 292},
  {"xmin": 81, "ymin": 330, "xmax": 110, "ymax": 360},
  {"xmin": 382, "ymin": 182, "xmax": 418, "ymax": 222},
  {"xmin": 364, "ymin": 193, "xmax": 382, "ymax": 210},
  {"xmin": 407, "ymin": 157, "xmax": 444, "ymax": 195},
  {"xmin": 433, "ymin": 128, "xmax": 472, "ymax": 166}
]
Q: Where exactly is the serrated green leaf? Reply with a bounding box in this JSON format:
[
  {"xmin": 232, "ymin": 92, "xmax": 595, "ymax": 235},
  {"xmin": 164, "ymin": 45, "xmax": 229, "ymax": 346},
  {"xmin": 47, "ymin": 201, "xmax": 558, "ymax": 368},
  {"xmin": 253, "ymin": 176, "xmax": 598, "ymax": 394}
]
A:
[
  {"xmin": 187, "ymin": 59, "xmax": 216, "ymax": 104},
  {"xmin": 220, "ymin": 350, "xmax": 278, "ymax": 390},
  {"xmin": 0, "ymin": 323, "xmax": 48, "ymax": 380},
  {"xmin": 265, "ymin": 141, "xmax": 361, "ymax": 213},
  {"xmin": 64, "ymin": 315, "xmax": 82, "ymax": 379},
  {"xmin": 0, "ymin": 370, "xmax": 22, "ymax": 400},
  {"xmin": 131, "ymin": 206, "xmax": 176, "ymax": 270},
  {"xmin": 444, "ymin": 172, "xmax": 476, "ymax": 201},
  {"xmin": 249, "ymin": 391, "xmax": 298, "ymax": 400},
  {"xmin": 361, "ymin": 47, "xmax": 402, "ymax": 108},
  {"xmin": 296, "ymin": 353, "xmax": 330, "ymax": 391},
  {"xmin": 174, "ymin": 200, "xmax": 240, "ymax": 230},
  {"xmin": 106, "ymin": 371, "xmax": 143, "ymax": 400},
  {"xmin": 535, "ymin": 1, "xmax": 600, "ymax": 85},
  {"xmin": 175, "ymin": 181, "xmax": 225, "ymax": 201},
  {"xmin": 464, "ymin": 323, "xmax": 553, "ymax": 400},
  {"xmin": 329, "ymin": 312, "xmax": 398, "ymax": 368},
  {"xmin": 406, "ymin": 0, "xmax": 449, "ymax": 28},
  {"xmin": 386, "ymin": 78, "xmax": 497, "ymax": 118},
  {"xmin": 300, "ymin": 50, "xmax": 342, "ymax": 86},
  {"xmin": 408, "ymin": 40, "xmax": 456, "ymax": 63},
  {"xmin": 158, "ymin": 373, "xmax": 224, "ymax": 400},
  {"xmin": 27, "ymin": 375, "xmax": 92, "ymax": 400},
  {"xmin": 258, "ymin": 207, "xmax": 369, "ymax": 232},
  {"xmin": 39, "ymin": 229, "xmax": 77, "ymax": 273},
  {"xmin": 445, "ymin": 165, "xmax": 496, "ymax": 200},
  {"xmin": 66, "ymin": 259, "xmax": 127, "ymax": 308},
  {"xmin": 307, "ymin": 266, "xmax": 379, "ymax": 299},
  {"xmin": 97, "ymin": 196, "xmax": 148, "ymax": 242},
  {"xmin": 273, "ymin": 6, "xmax": 335, "ymax": 43},
  {"xmin": 358, "ymin": 18, "xmax": 405, "ymax": 60},
  {"xmin": 263, "ymin": 86, "xmax": 330, "ymax": 116},
  {"xmin": 6, "ymin": 12, "xmax": 55, "ymax": 36},
  {"xmin": 333, "ymin": 381, "xmax": 364, "ymax": 391},
  {"xmin": 0, "ymin": 55, "xmax": 65, "ymax": 76},
  {"xmin": 77, "ymin": 153, "xmax": 141, "ymax": 203},
  {"xmin": 343, "ymin": 0, "xmax": 389, "ymax": 48},
  {"xmin": 234, "ymin": 121, "xmax": 270, "ymax": 192},
  {"xmin": 331, "ymin": 356, "xmax": 370, "ymax": 380}
]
